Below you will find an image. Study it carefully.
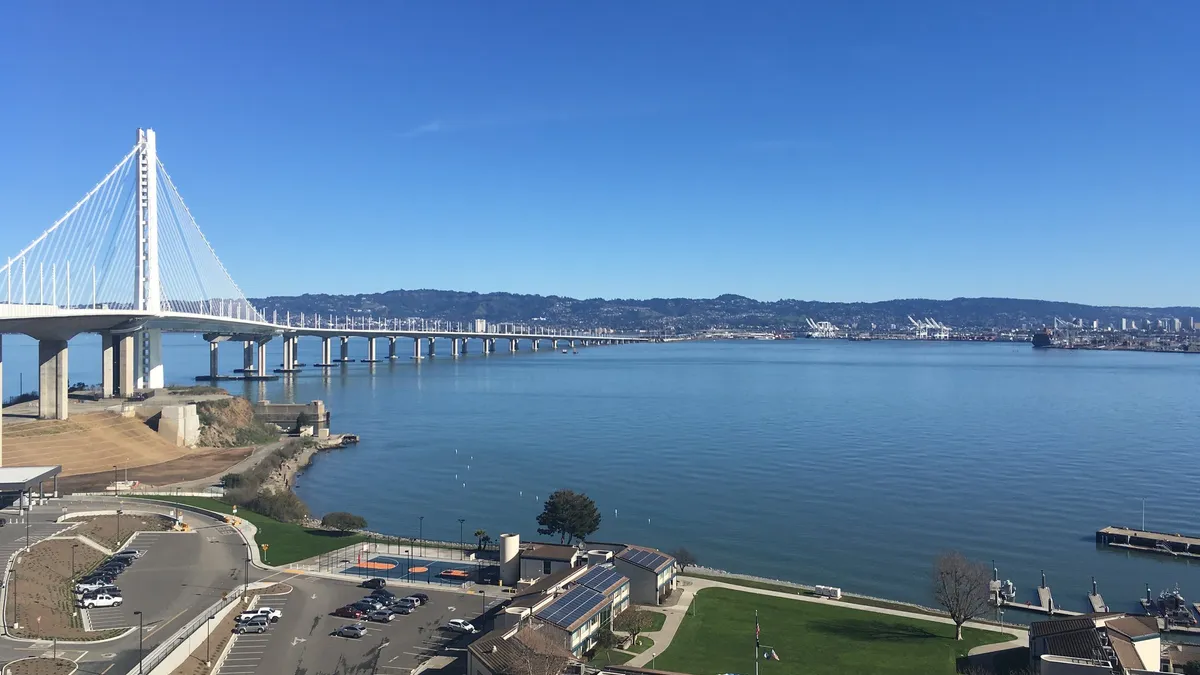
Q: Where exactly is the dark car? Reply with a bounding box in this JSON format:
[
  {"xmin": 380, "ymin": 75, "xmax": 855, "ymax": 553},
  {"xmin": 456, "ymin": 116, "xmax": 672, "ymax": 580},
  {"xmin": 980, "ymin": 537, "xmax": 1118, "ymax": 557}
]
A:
[
  {"xmin": 361, "ymin": 578, "xmax": 386, "ymax": 590},
  {"xmin": 389, "ymin": 605, "xmax": 412, "ymax": 615},
  {"xmin": 333, "ymin": 606, "xmax": 366, "ymax": 620},
  {"xmin": 370, "ymin": 589, "xmax": 397, "ymax": 601},
  {"xmin": 81, "ymin": 586, "xmax": 122, "ymax": 600},
  {"xmin": 410, "ymin": 592, "xmax": 430, "ymax": 605},
  {"xmin": 352, "ymin": 600, "xmax": 381, "ymax": 613},
  {"xmin": 80, "ymin": 574, "xmax": 117, "ymax": 585}
]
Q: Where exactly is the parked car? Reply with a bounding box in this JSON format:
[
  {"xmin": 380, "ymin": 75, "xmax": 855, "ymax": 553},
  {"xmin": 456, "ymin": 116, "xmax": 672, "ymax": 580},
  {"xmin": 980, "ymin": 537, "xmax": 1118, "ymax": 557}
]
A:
[
  {"xmin": 392, "ymin": 597, "xmax": 418, "ymax": 611},
  {"xmin": 368, "ymin": 609, "xmax": 395, "ymax": 623},
  {"xmin": 74, "ymin": 581, "xmax": 112, "ymax": 594},
  {"xmin": 332, "ymin": 606, "xmax": 366, "ymax": 619},
  {"xmin": 335, "ymin": 623, "xmax": 367, "ymax": 639},
  {"xmin": 389, "ymin": 605, "xmax": 413, "ymax": 615},
  {"xmin": 80, "ymin": 593, "xmax": 122, "ymax": 609},
  {"xmin": 114, "ymin": 549, "xmax": 146, "ymax": 559},
  {"xmin": 402, "ymin": 595, "xmax": 425, "ymax": 606},
  {"xmin": 237, "ymin": 608, "xmax": 282, "ymax": 623},
  {"xmin": 410, "ymin": 592, "xmax": 430, "ymax": 605},
  {"xmin": 237, "ymin": 617, "xmax": 269, "ymax": 634},
  {"xmin": 445, "ymin": 619, "xmax": 477, "ymax": 634},
  {"xmin": 361, "ymin": 578, "xmax": 386, "ymax": 589},
  {"xmin": 79, "ymin": 586, "xmax": 122, "ymax": 600},
  {"xmin": 369, "ymin": 589, "xmax": 397, "ymax": 600},
  {"xmin": 354, "ymin": 599, "xmax": 384, "ymax": 611}
]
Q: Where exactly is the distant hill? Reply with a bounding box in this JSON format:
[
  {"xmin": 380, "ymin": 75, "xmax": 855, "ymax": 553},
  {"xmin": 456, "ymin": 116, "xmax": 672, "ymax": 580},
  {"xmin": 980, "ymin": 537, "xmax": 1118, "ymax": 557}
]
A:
[{"xmin": 248, "ymin": 289, "xmax": 1200, "ymax": 333}]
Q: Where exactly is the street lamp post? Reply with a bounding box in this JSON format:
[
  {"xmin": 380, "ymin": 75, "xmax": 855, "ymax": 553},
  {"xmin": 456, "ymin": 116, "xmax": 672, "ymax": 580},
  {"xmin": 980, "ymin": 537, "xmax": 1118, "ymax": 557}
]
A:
[
  {"xmin": 244, "ymin": 547, "xmax": 250, "ymax": 596},
  {"xmin": 418, "ymin": 516, "xmax": 424, "ymax": 558},
  {"xmin": 71, "ymin": 544, "xmax": 79, "ymax": 582},
  {"xmin": 206, "ymin": 614, "xmax": 216, "ymax": 666},
  {"xmin": 116, "ymin": 508, "xmax": 123, "ymax": 543},
  {"xmin": 134, "ymin": 610, "xmax": 144, "ymax": 674},
  {"xmin": 458, "ymin": 519, "xmax": 465, "ymax": 561}
]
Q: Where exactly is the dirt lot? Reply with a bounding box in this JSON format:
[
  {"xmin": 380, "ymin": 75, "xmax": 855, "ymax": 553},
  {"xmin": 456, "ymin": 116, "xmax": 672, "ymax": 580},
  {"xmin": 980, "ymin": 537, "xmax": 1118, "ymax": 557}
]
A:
[
  {"xmin": 7, "ymin": 539, "xmax": 117, "ymax": 640},
  {"xmin": 64, "ymin": 514, "xmax": 177, "ymax": 551},
  {"xmin": 4, "ymin": 657, "xmax": 77, "ymax": 675},
  {"xmin": 56, "ymin": 446, "xmax": 253, "ymax": 493},
  {"xmin": 167, "ymin": 584, "xmax": 292, "ymax": 675}
]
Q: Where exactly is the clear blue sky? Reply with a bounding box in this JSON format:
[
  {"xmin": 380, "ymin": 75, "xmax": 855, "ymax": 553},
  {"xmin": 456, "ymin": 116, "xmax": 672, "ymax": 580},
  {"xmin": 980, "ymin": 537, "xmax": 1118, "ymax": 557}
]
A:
[{"xmin": 0, "ymin": 1, "xmax": 1196, "ymax": 305}]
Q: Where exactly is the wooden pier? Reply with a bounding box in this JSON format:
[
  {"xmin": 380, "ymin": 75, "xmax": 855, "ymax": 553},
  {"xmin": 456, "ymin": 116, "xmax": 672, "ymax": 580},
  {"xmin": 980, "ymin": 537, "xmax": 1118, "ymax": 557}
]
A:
[{"xmin": 1096, "ymin": 526, "xmax": 1200, "ymax": 558}]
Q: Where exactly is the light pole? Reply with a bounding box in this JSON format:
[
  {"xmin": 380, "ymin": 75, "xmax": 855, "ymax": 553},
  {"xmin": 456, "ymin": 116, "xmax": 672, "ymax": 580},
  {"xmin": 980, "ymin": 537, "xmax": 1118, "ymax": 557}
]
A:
[
  {"xmin": 458, "ymin": 519, "xmax": 465, "ymax": 561},
  {"xmin": 205, "ymin": 614, "xmax": 216, "ymax": 666},
  {"xmin": 418, "ymin": 516, "xmax": 424, "ymax": 558},
  {"xmin": 134, "ymin": 610, "xmax": 144, "ymax": 674},
  {"xmin": 244, "ymin": 547, "xmax": 250, "ymax": 596},
  {"xmin": 116, "ymin": 507, "xmax": 123, "ymax": 543},
  {"xmin": 71, "ymin": 544, "xmax": 79, "ymax": 582},
  {"xmin": 652, "ymin": 652, "xmax": 657, "ymax": 669}
]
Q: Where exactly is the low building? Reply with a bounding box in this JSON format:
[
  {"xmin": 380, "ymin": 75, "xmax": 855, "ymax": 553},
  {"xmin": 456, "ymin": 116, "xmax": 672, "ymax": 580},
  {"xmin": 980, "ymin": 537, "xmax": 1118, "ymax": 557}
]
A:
[
  {"xmin": 612, "ymin": 545, "xmax": 677, "ymax": 605},
  {"xmin": 1030, "ymin": 614, "xmax": 1164, "ymax": 674},
  {"xmin": 521, "ymin": 543, "xmax": 584, "ymax": 579}
]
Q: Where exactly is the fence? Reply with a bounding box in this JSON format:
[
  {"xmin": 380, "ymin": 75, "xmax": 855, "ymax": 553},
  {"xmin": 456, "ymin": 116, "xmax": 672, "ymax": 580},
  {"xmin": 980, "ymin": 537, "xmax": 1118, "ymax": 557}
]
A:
[{"xmin": 69, "ymin": 488, "xmax": 225, "ymax": 498}]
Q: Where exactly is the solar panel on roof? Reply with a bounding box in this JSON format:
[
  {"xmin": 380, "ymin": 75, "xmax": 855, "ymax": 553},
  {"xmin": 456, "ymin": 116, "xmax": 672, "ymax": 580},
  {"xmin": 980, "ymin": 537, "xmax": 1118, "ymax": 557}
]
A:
[
  {"xmin": 620, "ymin": 547, "xmax": 670, "ymax": 570},
  {"xmin": 578, "ymin": 566, "xmax": 627, "ymax": 593},
  {"xmin": 536, "ymin": 587, "xmax": 607, "ymax": 628}
]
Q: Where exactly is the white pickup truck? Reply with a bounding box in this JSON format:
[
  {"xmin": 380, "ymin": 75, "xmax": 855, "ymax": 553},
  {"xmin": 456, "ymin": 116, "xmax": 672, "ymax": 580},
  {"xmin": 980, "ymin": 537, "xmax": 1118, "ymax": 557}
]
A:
[
  {"xmin": 80, "ymin": 593, "xmax": 122, "ymax": 609},
  {"xmin": 236, "ymin": 607, "xmax": 282, "ymax": 623}
]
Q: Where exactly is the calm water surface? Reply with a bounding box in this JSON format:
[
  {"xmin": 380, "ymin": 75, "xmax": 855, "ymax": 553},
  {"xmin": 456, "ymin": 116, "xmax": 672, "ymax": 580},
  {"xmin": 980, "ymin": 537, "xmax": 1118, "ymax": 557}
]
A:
[{"xmin": 4, "ymin": 335, "xmax": 1198, "ymax": 612}]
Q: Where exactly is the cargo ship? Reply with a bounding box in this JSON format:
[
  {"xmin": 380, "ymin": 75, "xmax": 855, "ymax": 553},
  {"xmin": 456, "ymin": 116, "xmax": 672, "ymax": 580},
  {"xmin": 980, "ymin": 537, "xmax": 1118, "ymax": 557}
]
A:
[{"xmin": 1032, "ymin": 329, "xmax": 1053, "ymax": 348}]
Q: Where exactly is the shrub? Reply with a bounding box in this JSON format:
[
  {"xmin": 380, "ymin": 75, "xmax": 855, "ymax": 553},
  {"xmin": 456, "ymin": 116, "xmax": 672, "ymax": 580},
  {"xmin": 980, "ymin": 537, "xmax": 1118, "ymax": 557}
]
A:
[{"xmin": 321, "ymin": 512, "xmax": 367, "ymax": 532}]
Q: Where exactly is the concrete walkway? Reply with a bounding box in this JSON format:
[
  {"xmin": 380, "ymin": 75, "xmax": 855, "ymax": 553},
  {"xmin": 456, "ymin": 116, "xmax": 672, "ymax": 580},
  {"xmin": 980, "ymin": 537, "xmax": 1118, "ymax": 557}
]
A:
[{"xmin": 623, "ymin": 576, "xmax": 1028, "ymax": 668}]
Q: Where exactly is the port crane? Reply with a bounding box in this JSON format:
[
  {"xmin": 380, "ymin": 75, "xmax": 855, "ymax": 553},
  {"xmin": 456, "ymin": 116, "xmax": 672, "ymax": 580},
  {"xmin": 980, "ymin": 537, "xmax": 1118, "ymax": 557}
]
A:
[
  {"xmin": 907, "ymin": 316, "xmax": 951, "ymax": 340},
  {"xmin": 805, "ymin": 317, "xmax": 840, "ymax": 338},
  {"xmin": 1052, "ymin": 317, "xmax": 1083, "ymax": 347}
]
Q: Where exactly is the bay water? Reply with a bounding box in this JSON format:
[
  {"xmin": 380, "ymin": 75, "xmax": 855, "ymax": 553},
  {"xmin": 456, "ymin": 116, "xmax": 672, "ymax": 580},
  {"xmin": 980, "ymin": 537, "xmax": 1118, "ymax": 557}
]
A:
[{"xmin": 3, "ymin": 334, "xmax": 1198, "ymax": 614}]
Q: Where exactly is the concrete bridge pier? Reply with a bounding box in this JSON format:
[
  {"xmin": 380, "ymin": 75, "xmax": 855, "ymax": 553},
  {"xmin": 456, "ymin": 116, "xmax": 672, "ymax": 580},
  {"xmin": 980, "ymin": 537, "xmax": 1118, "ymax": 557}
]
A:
[
  {"xmin": 318, "ymin": 337, "xmax": 333, "ymax": 366},
  {"xmin": 552, "ymin": 339, "xmax": 559, "ymax": 350},
  {"xmin": 388, "ymin": 337, "xmax": 397, "ymax": 359},
  {"xmin": 256, "ymin": 340, "xmax": 268, "ymax": 377},
  {"xmin": 339, "ymin": 336, "xmax": 350, "ymax": 362},
  {"xmin": 101, "ymin": 331, "xmax": 135, "ymax": 396},
  {"xmin": 243, "ymin": 341, "xmax": 254, "ymax": 371},
  {"xmin": 412, "ymin": 338, "xmax": 423, "ymax": 360},
  {"xmin": 532, "ymin": 339, "xmax": 539, "ymax": 351},
  {"xmin": 509, "ymin": 338, "xmax": 517, "ymax": 353},
  {"xmin": 209, "ymin": 340, "xmax": 220, "ymax": 380},
  {"xmin": 570, "ymin": 340, "xmax": 576, "ymax": 349},
  {"xmin": 281, "ymin": 337, "xmax": 293, "ymax": 369},
  {"xmin": 427, "ymin": 337, "xmax": 436, "ymax": 357},
  {"xmin": 364, "ymin": 338, "xmax": 378, "ymax": 362},
  {"xmin": 451, "ymin": 338, "xmax": 460, "ymax": 357},
  {"xmin": 37, "ymin": 338, "xmax": 69, "ymax": 420}
]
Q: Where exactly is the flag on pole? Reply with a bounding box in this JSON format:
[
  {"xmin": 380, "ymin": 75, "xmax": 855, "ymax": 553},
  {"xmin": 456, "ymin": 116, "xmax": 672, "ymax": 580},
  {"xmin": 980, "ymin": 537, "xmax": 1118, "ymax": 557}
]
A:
[
  {"xmin": 755, "ymin": 611, "xmax": 760, "ymax": 649},
  {"xmin": 769, "ymin": 649, "xmax": 781, "ymax": 661}
]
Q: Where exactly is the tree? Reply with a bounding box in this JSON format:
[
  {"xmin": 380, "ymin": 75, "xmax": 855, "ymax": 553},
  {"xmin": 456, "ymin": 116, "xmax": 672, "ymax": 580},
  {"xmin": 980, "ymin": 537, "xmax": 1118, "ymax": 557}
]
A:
[
  {"xmin": 670, "ymin": 547, "xmax": 698, "ymax": 569},
  {"xmin": 1184, "ymin": 662, "xmax": 1200, "ymax": 675},
  {"xmin": 931, "ymin": 551, "xmax": 991, "ymax": 640},
  {"xmin": 613, "ymin": 609, "xmax": 655, "ymax": 647},
  {"xmin": 500, "ymin": 626, "xmax": 572, "ymax": 675},
  {"xmin": 321, "ymin": 511, "xmax": 367, "ymax": 532},
  {"xmin": 593, "ymin": 626, "xmax": 617, "ymax": 650},
  {"xmin": 536, "ymin": 489, "xmax": 601, "ymax": 544},
  {"xmin": 474, "ymin": 529, "xmax": 488, "ymax": 550}
]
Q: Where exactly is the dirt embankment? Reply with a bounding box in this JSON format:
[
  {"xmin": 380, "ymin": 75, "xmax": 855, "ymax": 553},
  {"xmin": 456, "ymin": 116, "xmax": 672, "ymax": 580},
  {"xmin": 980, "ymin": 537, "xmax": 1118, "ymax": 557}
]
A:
[{"xmin": 196, "ymin": 398, "xmax": 278, "ymax": 448}]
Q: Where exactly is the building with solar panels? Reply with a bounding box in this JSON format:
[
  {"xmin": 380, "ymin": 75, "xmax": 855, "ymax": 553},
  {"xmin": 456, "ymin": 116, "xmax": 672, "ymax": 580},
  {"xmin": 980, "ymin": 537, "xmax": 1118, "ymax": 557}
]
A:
[
  {"xmin": 612, "ymin": 545, "xmax": 678, "ymax": 606},
  {"xmin": 532, "ymin": 564, "xmax": 632, "ymax": 656}
]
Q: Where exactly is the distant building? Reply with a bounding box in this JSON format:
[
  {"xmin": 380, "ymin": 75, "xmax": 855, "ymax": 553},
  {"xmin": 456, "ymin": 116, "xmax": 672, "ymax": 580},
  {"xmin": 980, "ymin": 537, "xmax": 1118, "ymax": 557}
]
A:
[
  {"xmin": 1189, "ymin": 317, "xmax": 1196, "ymax": 331},
  {"xmin": 474, "ymin": 318, "xmax": 488, "ymax": 332},
  {"xmin": 1169, "ymin": 318, "xmax": 1181, "ymax": 332},
  {"xmin": 521, "ymin": 543, "xmax": 583, "ymax": 579},
  {"xmin": 611, "ymin": 544, "xmax": 679, "ymax": 605},
  {"xmin": 1121, "ymin": 318, "xmax": 1129, "ymax": 331},
  {"xmin": 1091, "ymin": 320, "xmax": 1099, "ymax": 330}
]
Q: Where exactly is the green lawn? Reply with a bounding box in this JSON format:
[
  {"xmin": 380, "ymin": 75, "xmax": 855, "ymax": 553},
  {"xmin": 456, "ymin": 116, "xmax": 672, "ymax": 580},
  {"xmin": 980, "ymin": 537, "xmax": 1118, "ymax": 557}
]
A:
[
  {"xmin": 133, "ymin": 496, "xmax": 366, "ymax": 565},
  {"xmin": 641, "ymin": 610, "xmax": 667, "ymax": 631},
  {"xmin": 657, "ymin": 588, "xmax": 1008, "ymax": 675},
  {"xmin": 589, "ymin": 648, "xmax": 633, "ymax": 666},
  {"xmin": 684, "ymin": 573, "xmax": 947, "ymax": 618},
  {"xmin": 627, "ymin": 636, "xmax": 655, "ymax": 654}
]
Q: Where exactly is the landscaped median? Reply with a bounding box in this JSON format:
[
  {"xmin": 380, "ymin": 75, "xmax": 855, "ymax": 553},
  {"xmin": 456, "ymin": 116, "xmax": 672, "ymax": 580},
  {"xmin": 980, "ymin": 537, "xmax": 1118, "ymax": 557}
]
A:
[
  {"xmin": 131, "ymin": 496, "xmax": 366, "ymax": 565},
  {"xmin": 655, "ymin": 587, "xmax": 1009, "ymax": 675}
]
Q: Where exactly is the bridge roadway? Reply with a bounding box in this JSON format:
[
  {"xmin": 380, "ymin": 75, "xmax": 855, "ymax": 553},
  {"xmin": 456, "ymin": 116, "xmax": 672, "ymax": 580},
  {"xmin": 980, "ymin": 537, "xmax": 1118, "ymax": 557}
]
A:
[{"xmin": 0, "ymin": 306, "xmax": 648, "ymax": 436}]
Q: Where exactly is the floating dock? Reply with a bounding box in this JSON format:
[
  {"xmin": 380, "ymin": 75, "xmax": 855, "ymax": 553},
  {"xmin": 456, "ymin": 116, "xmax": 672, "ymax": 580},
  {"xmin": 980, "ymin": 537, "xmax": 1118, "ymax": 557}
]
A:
[{"xmin": 1096, "ymin": 526, "xmax": 1200, "ymax": 558}]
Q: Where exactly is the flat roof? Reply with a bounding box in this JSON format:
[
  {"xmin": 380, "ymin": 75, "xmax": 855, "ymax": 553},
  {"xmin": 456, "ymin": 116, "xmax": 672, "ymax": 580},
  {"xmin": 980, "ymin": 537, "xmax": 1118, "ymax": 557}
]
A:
[{"xmin": 0, "ymin": 466, "xmax": 62, "ymax": 492}]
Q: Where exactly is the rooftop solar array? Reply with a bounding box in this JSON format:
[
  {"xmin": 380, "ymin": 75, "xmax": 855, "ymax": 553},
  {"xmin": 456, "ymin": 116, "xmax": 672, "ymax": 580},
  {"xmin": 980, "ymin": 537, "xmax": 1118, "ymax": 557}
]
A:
[
  {"xmin": 536, "ymin": 587, "xmax": 607, "ymax": 628},
  {"xmin": 578, "ymin": 566, "xmax": 628, "ymax": 594},
  {"xmin": 618, "ymin": 547, "xmax": 671, "ymax": 571}
]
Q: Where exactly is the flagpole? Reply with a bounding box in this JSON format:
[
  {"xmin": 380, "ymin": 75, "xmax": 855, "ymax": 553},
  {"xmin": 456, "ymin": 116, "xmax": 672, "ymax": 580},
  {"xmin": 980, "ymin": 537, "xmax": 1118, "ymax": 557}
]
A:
[{"xmin": 755, "ymin": 610, "xmax": 760, "ymax": 675}]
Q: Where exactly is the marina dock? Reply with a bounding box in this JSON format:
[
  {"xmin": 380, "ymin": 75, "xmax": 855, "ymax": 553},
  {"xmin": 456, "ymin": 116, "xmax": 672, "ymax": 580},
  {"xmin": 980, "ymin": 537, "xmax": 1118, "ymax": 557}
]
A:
[{"xmin": 1096, "ymin": 526, "xmax": 1200, "ymax": 558}]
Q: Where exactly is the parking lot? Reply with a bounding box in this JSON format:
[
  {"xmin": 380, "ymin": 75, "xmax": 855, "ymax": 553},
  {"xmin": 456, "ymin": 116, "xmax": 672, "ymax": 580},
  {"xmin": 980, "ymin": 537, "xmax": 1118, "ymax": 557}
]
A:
[
  {"xmin": 215, "ymin": 575, "xmax": 502, "ymax": 675},
  {"xmin": 80, "ymin": 530, "xmax": 181, "ymax": 631}
]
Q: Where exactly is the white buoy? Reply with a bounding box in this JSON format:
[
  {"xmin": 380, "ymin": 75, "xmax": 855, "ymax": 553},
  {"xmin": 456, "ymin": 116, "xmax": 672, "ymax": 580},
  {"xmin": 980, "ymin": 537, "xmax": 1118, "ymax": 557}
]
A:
[
  {"xmin": 648, "ymin": 518, "xmax": 651, "ymax": 524},
  {"xmin": 455, "ymin": 448, "xmax": 458, "ymax": 454},
  {"xmin": 463, "ymin": 483, "xmax": 466, "ymax": 488},
  {"xmin": 467, "ymin": 464, "xmax": 470, "ymax": 470},
  {"xmin": 615, "ymin": 509, "xmax": 618, "ymax": 517},
  {"xmin": 520, "ymin": 491, "xmax": 523, "ymax": 497},
  {"xmin": 455, "ymin": 474, "xmax": 458, "ymax": 480}
]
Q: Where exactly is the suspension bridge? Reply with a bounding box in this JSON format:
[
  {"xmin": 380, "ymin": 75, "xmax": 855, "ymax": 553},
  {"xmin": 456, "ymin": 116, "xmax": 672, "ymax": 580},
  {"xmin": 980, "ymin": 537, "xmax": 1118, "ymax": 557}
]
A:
[{"xmin": 0, "ymin": 129, "xmax": 645, "ymax": 426}]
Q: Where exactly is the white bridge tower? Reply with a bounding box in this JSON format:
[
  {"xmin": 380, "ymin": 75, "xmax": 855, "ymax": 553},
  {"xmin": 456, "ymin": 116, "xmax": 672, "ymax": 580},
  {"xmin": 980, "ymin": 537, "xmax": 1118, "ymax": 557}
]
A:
[{"xmin": 135, "ymin": 128, "xmax": 164, "ymax": 388}]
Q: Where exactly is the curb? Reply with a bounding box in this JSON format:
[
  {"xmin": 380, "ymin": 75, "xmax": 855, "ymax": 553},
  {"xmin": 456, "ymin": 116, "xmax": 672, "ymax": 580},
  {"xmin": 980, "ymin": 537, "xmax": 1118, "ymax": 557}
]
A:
[
  {"xmin": 209, "ymin": 596, "xmax": 260, "ymax": 675},
  {"xmin": 2, "ymin": 656, "xmax": 79, "ymax": 675}
]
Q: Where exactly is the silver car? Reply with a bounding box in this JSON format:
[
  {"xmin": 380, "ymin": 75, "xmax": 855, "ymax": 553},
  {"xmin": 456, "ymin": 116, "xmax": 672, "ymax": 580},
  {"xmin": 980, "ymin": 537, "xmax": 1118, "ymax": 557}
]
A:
[
  {"xmin": 237, "ymin": 617, "xmax": 269, "ymax": 634},
  {"xmin": 368, "ymin": 609, "xmax": 395, "ymax": 623},
  {"xmin": 336, "ymin": 623, "xmax": 367, "ymax": 639}
]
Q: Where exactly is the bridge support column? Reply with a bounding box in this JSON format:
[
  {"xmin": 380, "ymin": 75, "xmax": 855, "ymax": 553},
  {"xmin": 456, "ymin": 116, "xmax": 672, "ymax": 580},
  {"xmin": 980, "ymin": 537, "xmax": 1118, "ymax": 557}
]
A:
[
  {"xmin": 552, "ymin": 339, "xmax": 559, "ymax": 350},
  {"xmin": 257, "ymin": 341, "xmax": 268, "ymax": 377},
  {"xmin": 340, "ymin": 337, "xmax": 350, "ymax": 362},
  {"xmin": 451, "ymin": 338, "xmax": 460, "ymax": 357},
  {"xmin": 570, "ymin": 340, "xmax": 576, "ymax": 349},
  {"xmin": 388, "ymin": 337, "xmax": 397, "ymax": 359},
  {"xmin": 365, "ymin": 338, "xmax": 377, "ymax": 362},
  {"xmin": 116, "ymin": 334, "xmax": 135, "ymax": 396},
  {"xmin": 37, "ymin": 339, "xmax": 69, "ymax": 420},
  {"xmin": 243, "ymin": 341, "xmax": 254, "ymax": 371},
  {"xmin": 209, "ymin": 340, "xmax": 220, "ymax": 380},
  {"xmin": 137, "ymin": 329, "xmax": 163, "ymax": 389},
  {"xmin": 281, "ymin": 338, "xmax": 292, "ymax": 369},
  {"xmin": 532, "ymin": 339, "xmax": 539, "ymax": 351},
  {"xmin": 427, "ymin": 338, "xmax": 436, "ymax": 357},
  {"xmin": 412, "ymin": 338, "xmax": 423, "ymax": 360},
  {"xmin": 101, "ymin": 332, "xmax": 115, "ymax": 398},
  {"xmin": 318, "ymin": 337, "xmax": 331, "ymax": 366},
  {"xmin": 509, "ymin": 338, "xmax": 517, "ymax": 353}
]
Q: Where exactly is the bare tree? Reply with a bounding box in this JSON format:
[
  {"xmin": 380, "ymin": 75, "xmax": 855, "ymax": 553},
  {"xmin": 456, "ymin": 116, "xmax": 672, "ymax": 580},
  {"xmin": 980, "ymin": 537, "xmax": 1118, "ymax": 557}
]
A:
[
  {"xmin": 501, "ymin": 626, "xmax": 573, "ymax": 675},
  {"xmin": 613, "ymin": 609, "xmax": 656, "ymax": 647},
  {"xmin": 932, "ymin": 551, "xmax": 991, "ymax": 640}
]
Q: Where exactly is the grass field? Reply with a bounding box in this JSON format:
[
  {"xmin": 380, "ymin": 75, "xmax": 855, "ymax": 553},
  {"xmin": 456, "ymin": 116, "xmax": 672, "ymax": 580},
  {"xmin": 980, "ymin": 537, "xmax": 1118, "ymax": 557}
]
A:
[
  {"xmin": 656, "ymin": 588, "xmax": 1008, "ymax": 675},
  {"xmin": 683, "ymin": 572, "xmax": 949, "ymax": 618},
  {"xmin": 135, "ymin": 496, "xmax": 366, "ymax": 564}
]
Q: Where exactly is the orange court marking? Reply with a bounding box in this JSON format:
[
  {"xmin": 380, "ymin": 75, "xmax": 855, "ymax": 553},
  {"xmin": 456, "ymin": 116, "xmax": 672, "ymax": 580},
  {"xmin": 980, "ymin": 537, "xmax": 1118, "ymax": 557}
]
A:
[
  {"xmin": 358, "ymin": 561, "xmax": 397, "ymax": 571},
  {"xmin": 409, "ymin": 566, "xmax": 429, "ymax": 573}
]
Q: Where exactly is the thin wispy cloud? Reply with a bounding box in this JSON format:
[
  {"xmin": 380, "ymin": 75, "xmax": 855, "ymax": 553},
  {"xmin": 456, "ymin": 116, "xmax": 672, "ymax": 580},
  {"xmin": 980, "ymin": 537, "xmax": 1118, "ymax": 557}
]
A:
[{"xmin": 398, "ymin": 120, "xmax": 445, "ymax": 138}]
